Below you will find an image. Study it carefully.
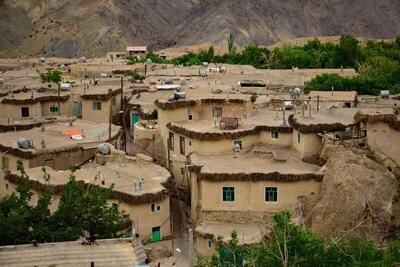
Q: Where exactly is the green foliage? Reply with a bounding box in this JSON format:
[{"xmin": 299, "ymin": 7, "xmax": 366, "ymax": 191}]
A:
[
  {"xmin": 144, "ymin": 52, "xmax": 165, "ymax": 64},
  {"xmin": 305, "ymin": 55, "xmax": 400, "ymax": 95},
  {"xmin": 167, "ymin": 35, "xmax": 400, "ymax": 96},
  {"xmin": 125, "ymin": 55, "xmax": 140, "ymax": 64},
  {"xmin": 196, "ymin": 212, "xmax": 400, "ymax": 267},
  {"xmin": 0, "ymin": 166, "xmax": 128, "ymax": 245},
  {"xmin": 39, "ymin": 69, "xmax": 63, "ymax": 84},
  {"xmin": 228, "ymin": 34, "xmax": 236, "ymax": 55},
  {"xmin": 127, "ymin": 70, "xmax": 145, "ymax": 80}
]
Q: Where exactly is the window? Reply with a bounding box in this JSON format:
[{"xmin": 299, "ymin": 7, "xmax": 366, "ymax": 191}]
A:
[
  {"xmin": 207, "ymin": 239, "xmax": 212, "ymax": 249},
  {"xmin": 168, "ymin": 132, "xmax": 174, "ymax": 150},
  {"xmin": 222, "ymin": 187, "xmax": 235, "ymax": 202},
  {"xmin": 112, "ymin": 96, "xmax": 117, "ymax": 106},
  {"xmin": 16, "ymin": 160, "xmax": 23, "ymax": 170},
  {"xmin": 265, "ymin": 187, "xmax": 278, "ymax": 202},
  {"xmin": 49, "ymin": 105, "xmax": 59, "ymax": 113},
  {"xmin": 179, "ymin": 136, "xmax": 185, "ymax": 155},
  {"xmin": 233, "ymin": 140, "xmax": 243, "ymax": 150},
  {"xmin": 151, "ymin": 203, "xmax": 161, "ymax": 213},
  {"xmin": 212, "ymin": 107, "xmax": 222, "ymax": 118},
  {"xmin": 296, "ymin": 132, "xmax": 301, "ymax": 144},
  {"xmin": 1, "ymin": 157, "xmax": 9, "ymax": 170},
  {"xmin": 271, "ymin": 131, "xmax": 279, "ymax": 140},
  {"xmin": 188, "ymin": 114, "xmax": 193, "ymax": 120},
  {"xmin": 5, "ymin": 183, "xmax": 8, "ymax": 190},
  {"xmin": 92, "ymin": 101, "xmax": 102, "ymax": 110},
  {"xmin": 21, "ymin": 107, "xmax": 29, "ymax": 118}
]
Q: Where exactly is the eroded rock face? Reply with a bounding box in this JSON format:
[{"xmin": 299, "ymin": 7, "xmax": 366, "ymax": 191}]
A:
[{"xmin": 305, "ymin": 148, "xmax": 398, "ymax": 238}]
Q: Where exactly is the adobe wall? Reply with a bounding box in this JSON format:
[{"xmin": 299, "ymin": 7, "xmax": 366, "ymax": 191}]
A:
[
  {"xmin": 196, "ymin": 235, "xmax": 215, "ymax": 256},
  {"xmin": 292, "ymin": 129, "xmax": 322, "ymax": 158},
  {"xmin": 0, "ymin": 152, "xmax": 30, "ymax": 171},
  {"xmin": 82, "ymin": 94, "xmax": 121, "ymax": 123},
  {"xmin": 366, "ymin": 122, "xmax": 400, "ymax": 166},
  {"xmin": 29, "ymin": 148, "xmax": 96, "ymax": 170},
  {"xmin": 0, "ymin": 102, "xmax": 42, "ymax": 121},
  {"xmin": 198, "ymin": 179, "xmax": 320, "ymax": 213},
  {"xmin": 41, "ymin": 101, "xmax": 72, "ymax": 117},
  {"xmin": 116, "ymin": 197, "xmax": 171, "ymax": 239}
]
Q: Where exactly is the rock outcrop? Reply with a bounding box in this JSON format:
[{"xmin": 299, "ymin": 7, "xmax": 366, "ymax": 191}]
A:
[{"xmin": 305, "ymin": 146, "xmax": 399, "ymax": 239}]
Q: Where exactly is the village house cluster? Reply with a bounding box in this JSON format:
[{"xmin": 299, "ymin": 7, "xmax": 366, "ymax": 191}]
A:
[{"xmin": 0, "ymin": 49, "xmax": 399, "ymax": 264}]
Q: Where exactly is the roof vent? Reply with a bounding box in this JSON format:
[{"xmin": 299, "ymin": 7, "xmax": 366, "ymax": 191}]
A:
[{"xmin": 17, "ymin": 138, "xmax": 33, "ymax": 149}]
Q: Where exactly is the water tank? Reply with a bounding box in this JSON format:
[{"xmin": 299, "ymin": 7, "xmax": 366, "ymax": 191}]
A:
[
  {"xmin": 97, "ymin": 143, "xmax": 110, "ymax": 155},
  {"xmin": 17, "ymin": 138, "xmax": 33, "ymax": 149},
  {"xmin": 161, "ymin": 76, "xmax": 173, "ymax": 84},
  {"xmin": 60, "ymin": 83, "xmax": 71, "ymax": 91},
  {"xmin": 100, "ymin": 73, "xmax": 108, "ymax": 78},
  {"xmin": 80, "ymin": 56, "xmax": 87, "ymax": 63},
  {"xmin": 174, "ymin": 88, "xmax": 186, "ymax": 100},
  {"xmin": 59, "ymin": 64, "xmax": 66, "ymax": 70},
  {"xmin": 291, "ymin": 87, "xmax": 301, "ymax": 97},
  {"xmin": 38, "ymin": 57, "xmax": 46, "ymax": 63}
]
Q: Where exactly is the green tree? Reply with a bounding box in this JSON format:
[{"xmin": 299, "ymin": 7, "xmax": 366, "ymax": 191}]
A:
[
  {"xmin": 228, "ymin": 34, "xmax": 236, "ymax": 55},
  {"xmin": 196, "ymin": 212, "xmax": 400, "ymax": 267},
  {"xmin": 337, "ymin": 35, "xmax": 364, "ymax": 68},
  {"xmin": 39, "ymin": 69, "xmax": 63, "ymax": 84},
  {"xmin": 395, "ymin": 36, "xmax": 400, "ymax": 48},
  {"xmin": 0, "ymin": 168, "xmax": 129, "ymax": 245}
]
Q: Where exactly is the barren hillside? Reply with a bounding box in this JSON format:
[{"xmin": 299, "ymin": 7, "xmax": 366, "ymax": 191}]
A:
[{"xmin": 1, "ymin": 0, "xmax": 400, "ymax": 58}]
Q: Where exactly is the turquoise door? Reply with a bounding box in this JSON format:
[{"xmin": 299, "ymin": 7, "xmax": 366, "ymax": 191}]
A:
[
  {"xmin": 131, "ymin": 114, "xmax": 140, "ymax": 129},
  {"xmin": 151, "ymin": 226, "xmax": 161, "ymax": 242}
]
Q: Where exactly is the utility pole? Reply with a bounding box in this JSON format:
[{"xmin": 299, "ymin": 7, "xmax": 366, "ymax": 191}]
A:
[
  {"xmin": 188, "ymin": 228, "xmax": 193, "ymax": 267},
  {"xmin": 120, "ymin": 76, "xmax": 126, "ymax": 151},
  {"xmin": 120, "ymin": 76, "xmax": 124, "ymax": 112},
  {"xmin": 108, "ymin": 89, "xmax": 113, "ymax": 140},
  {"xmin": 58, "ymin": 83, "xmax": 61, "ymax": 116}
]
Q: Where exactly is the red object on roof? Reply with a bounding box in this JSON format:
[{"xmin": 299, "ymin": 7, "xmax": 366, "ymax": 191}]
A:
[
  {"xmin": 126, "ymin": 46, "xmax": 147, "ymax": 52},
  {"xmin": 63, "ymin": 129, "xmax": 84, "ymax": 136}
]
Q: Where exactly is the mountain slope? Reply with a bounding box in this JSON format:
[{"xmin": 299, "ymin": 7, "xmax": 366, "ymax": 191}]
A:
[{"xmin": 1, "ymin": 0, "xmax": 400, "ymax": 58}]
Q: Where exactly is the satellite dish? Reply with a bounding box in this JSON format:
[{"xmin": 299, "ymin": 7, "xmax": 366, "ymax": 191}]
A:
[{"xmin": 17, "ymin": 138, "xmax": 33, "ymax": 149}]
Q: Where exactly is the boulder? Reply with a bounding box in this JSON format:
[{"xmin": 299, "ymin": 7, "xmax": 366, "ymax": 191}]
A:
[{"xmin": 305, "ymin": 148, "xmax": 398, "ymax": 238}]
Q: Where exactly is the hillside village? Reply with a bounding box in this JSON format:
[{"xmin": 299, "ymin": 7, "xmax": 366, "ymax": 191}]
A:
[{"xmin": 0, "ymin": 45, "xmax": 399, "ymax": 267}]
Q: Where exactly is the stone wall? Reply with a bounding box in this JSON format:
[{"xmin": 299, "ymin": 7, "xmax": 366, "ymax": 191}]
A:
[{"xmin": 201, "ymin": 211, "xmax": 273, "ymax": 226}]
